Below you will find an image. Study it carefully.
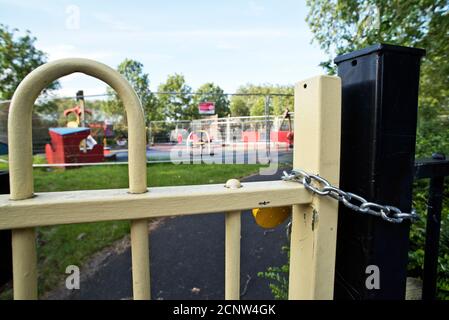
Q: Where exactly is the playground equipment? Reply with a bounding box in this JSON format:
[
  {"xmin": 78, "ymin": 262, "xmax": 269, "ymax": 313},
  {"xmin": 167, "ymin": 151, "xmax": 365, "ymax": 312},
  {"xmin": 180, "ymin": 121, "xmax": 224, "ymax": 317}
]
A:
[
  {"xmin": 241, "ymin": 130, "xmax": 260, "ymax": 143},
  {"xmin": 186, "ymin": 130, "xmax": 214, "ymax": 156},
  {"xmin": 269, "ymin": 108, "xmax": 294, "ymax": 148},
  {"xmin": 64, "ymin": 105, "xmax": 92, "ymax": 128},
  {"xmin": 271, "ymin": 108, "xmax": 294, "ymax": 147},
  {"xmin": 45, "ymin": 127, "xmax": 104, "ymax": 164},
  {"xmin": 64, "ymin": 105, "xmax": 114, "ymax": 146},
  {"xmin": 152, "ymin": 114, "xmax": 295, "ymax": 149},
  {"xmin": 45, "ymin": 98, "xmax": 113, "ymax": 164}
]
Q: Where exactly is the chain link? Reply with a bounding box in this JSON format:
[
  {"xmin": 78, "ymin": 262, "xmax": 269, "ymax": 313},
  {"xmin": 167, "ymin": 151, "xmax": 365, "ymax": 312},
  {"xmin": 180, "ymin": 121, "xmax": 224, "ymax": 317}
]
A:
[{"xmin": 282, "ymin": 169, "xmax": 418, "ymax": 224}]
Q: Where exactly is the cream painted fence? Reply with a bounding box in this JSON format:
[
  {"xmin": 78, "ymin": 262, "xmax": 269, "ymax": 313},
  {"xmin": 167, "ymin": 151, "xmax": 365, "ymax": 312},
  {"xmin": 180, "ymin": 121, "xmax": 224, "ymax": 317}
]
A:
[{"xmin": 0, "ymin": 59, "xmax": 341, "ymax": 300}]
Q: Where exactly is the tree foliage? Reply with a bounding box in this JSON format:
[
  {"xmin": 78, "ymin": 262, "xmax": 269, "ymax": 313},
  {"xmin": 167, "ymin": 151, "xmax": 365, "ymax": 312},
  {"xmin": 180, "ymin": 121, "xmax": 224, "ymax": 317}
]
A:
[
  {"xmin": 230, "ymin": 98, "xmax": 250, "ymax": 117},
  {"xmin": 230, "ymin": 84, "xmax": 294, "ymax": 117},
  {"xmin": 0, "ymin": 24, "xmax": 59, "ymax": 100},
  {"xmin": 157, "ymin": 74, "xmax": 193, "ymax": 120},
  {"xmin": 105, "ymin": 62, "xmax": 232, "ymax": 122},
  {"xmin": 305, "ymin": 0, "xmax": 449, "ymax": 114},
  {"xmin": 105, "ymin": 59, "xmax": 161, "ymax": 123}
]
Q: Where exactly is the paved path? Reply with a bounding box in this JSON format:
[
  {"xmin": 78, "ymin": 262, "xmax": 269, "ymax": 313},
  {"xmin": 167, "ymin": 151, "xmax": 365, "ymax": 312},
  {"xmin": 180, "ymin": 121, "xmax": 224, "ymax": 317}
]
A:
[{"xmin": 65, "ymin": 169, "xmax": 291, "ymax": 300}]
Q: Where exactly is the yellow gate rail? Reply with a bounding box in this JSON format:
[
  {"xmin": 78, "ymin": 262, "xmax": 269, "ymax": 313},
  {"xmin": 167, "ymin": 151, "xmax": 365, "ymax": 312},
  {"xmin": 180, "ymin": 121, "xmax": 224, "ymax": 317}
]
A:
[
  {"xmin": 0, "ymin": 181, "xmax": 311, "ymax": 229},
  {"xmin": 0, "ymin": 58, "xmax": 341, "ymax": 300}
]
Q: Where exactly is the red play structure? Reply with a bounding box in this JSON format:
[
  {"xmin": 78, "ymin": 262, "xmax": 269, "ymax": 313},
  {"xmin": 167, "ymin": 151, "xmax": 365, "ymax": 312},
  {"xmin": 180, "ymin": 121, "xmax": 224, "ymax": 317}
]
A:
[
  {"xmin": 45, "ymin": 128, "xmax": 104, "ymax": 164},
  {"xmin": 242, "ymin": 131, "xmax": 260, "ymax": 143},
  {"xmin": 241, "ymin": 109, "xmax": 294, "ymax": 147},
  {"xmin": 272, "ymin": 108, "xmax": 294, "ymax": 147},
  {"xmin": 270, "ymin": 130, "xmax": 291, "ymax": 143},
  {"xmin": 45, "ymin": 99, "xmax": 112, "ymax": 165}
]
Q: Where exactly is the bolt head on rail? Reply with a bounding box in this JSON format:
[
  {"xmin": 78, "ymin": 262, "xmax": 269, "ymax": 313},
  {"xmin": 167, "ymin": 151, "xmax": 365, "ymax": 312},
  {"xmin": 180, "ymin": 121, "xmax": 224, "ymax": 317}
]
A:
[{"xmin": 225, "ymin": 179, "xmax": 242, "ymax": 189}]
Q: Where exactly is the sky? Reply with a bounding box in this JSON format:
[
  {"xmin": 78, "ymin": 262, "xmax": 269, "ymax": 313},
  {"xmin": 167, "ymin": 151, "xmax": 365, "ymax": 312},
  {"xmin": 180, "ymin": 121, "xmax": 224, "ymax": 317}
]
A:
[{"xmin": 0, "ymin": 0, "xmax": 328, "ymax": 98}]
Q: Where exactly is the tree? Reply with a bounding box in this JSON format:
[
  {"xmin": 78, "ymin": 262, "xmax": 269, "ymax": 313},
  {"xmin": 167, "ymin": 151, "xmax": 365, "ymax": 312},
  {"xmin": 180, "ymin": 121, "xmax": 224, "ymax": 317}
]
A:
[
  {"xmin": 194, "ymin": 83, "xmax": 230, "ymax": 118},
  {"xmin": 157, "ymin": 74, "xmax": 193, "ymax": 120},
  {"xmin": 230, "ymin": 98, "xmax": 250, "ymax": 117},
  {"xmin": 0, "ymin": 24, "xmax": 59, "ymax": 100},
  {"xmin": 231, "ymin": 84, "xmax": 294, "ymax": 116},
  {"xmin": 305, "ymin": 0, "xmax": 449, "ymax": 114},
  {"xmin": 105, "ymin": 59, "xmax": 161, "ymax": 123}
]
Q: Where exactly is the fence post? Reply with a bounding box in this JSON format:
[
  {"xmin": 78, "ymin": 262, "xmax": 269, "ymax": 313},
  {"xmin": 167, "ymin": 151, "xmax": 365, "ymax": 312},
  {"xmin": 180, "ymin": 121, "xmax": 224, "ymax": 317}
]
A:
[
  {"xmin": 288, "ymin": 75, "xmax": 341, "ymax": 299},
  {"xmin": 334, "ymin": 44, "xmax": 425, "ymax": 299}
]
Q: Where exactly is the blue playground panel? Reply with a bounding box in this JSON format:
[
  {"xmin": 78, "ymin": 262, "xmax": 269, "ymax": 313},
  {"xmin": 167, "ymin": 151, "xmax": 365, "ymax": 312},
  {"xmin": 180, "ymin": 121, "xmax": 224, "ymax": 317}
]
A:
[{"xmin": 49, "ymin": 127, "xmax": 90, "ymax": 135}]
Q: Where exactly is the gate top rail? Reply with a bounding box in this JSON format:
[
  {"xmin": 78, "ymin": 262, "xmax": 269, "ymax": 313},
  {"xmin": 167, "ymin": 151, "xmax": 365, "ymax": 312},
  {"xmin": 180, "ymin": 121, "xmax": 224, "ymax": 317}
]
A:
[
  {"xmin": 8, "ymin": 58, "xmax": 148, "ymax": 200},
  {"xmin": 414, "ymin": 156, "xmax": 449, "ymax": 180},
  {"xmin": 0, "ymin": 181, "xmax": 311, "ymax": 230}
]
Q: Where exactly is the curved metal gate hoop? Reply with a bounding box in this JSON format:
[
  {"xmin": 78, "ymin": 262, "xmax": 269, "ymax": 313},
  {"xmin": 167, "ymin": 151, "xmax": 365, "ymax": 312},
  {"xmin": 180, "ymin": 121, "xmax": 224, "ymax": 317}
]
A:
[
  {"xmin": 7, "ymin": 58, "xmax": 150, "ymax": 300},
  {"xmin": 8, "ymin": 58, "xmax": 147, "ymax": 199}
]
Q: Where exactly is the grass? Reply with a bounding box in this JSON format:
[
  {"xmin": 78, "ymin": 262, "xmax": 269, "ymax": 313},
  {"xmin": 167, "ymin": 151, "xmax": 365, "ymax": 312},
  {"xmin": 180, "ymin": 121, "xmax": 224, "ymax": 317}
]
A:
[{"xmin": 0, "ymin": 160, "xmax": 262, "ymax": 299}]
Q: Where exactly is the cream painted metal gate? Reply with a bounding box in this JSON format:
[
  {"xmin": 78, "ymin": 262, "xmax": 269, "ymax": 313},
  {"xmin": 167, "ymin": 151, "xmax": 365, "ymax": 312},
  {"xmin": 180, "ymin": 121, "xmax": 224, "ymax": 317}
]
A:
[{"xmin": 0, "ymin": 59, "xmax": 341, "ymax": 300}]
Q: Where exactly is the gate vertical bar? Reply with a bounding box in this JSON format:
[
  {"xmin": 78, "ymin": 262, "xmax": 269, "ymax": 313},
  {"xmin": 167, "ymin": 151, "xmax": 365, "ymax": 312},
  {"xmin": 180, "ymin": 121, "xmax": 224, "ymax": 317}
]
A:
[
  {"xmin": 225, "ymin": 210, "xmax": 241, "ymax": 300},
  {"xmin": 131, "ymin": 219, "xmax": 151, "ymax": 300},
  {"xmin": 334, "ymin": 44, "xmax": 425, "ymax": 300},
  {"xmin": 11, "ymin": 228, "xmax": 37, "ymax": 299},
  {"xmin": 288, "ymin": 75, "xmax": 341, "ymax": 299},
  {"xmin": 422, "ymin": 169, "xmax": 445, "ymax": 300}
]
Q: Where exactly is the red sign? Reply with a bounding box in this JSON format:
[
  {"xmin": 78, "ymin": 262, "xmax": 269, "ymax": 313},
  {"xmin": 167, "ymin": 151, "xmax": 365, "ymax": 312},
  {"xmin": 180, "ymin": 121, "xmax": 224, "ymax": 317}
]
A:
[{"xmin": 198, "ymin": 102, "xmax": 215, "ymax": 115}]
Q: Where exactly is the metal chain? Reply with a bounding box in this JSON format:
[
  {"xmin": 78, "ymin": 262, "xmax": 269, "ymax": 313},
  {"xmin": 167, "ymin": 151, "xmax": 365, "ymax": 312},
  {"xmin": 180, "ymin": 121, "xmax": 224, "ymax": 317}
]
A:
[{"xmin": 282, "ymin": 169, "xmax": 419, "ymax": 224}]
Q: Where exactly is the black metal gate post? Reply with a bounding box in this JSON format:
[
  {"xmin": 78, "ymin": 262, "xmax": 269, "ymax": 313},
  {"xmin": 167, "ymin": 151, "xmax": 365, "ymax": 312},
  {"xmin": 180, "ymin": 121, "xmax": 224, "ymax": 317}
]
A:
[
  {"xmin": 0, "ymin": 171, "xmax": 12, "ymax": 288},
  {"xmin": 334, "ymin": 44, "xmax": 426, "ymax": 299}
]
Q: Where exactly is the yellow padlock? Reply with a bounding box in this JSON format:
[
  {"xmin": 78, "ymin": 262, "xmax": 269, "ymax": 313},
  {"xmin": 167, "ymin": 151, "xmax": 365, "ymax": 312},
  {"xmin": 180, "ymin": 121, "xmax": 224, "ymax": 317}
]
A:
[{"xmin": 252, "ymin": 206, "xmax": 291, "ymax": 229}]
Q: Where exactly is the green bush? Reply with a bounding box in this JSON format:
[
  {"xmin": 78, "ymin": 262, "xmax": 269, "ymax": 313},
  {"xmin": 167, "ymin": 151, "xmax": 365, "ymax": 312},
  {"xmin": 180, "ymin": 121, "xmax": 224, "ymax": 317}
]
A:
[
  {"xmin": 258, "ymin": 246, "xmax": 290, "ymax": 300},
  {"xmin": 409, "ymin": 110, "xmax": 449, "ymax": 299}
]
